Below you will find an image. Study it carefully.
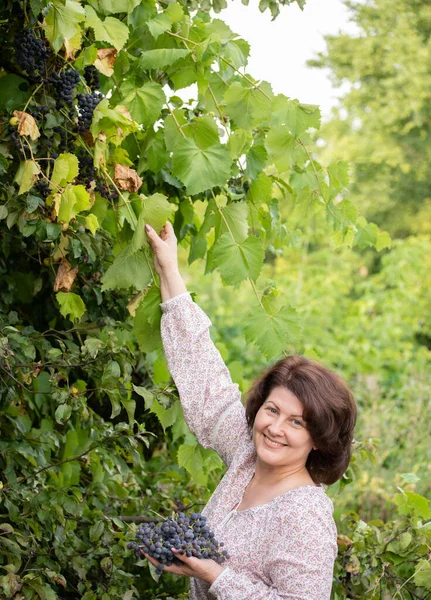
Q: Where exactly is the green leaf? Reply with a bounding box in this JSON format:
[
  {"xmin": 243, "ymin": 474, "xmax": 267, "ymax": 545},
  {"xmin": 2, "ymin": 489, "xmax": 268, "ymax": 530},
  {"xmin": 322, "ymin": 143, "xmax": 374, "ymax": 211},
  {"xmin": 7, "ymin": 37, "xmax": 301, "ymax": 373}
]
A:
[
  {"xmin": 0, "ymin": 75, "xmax": 31, "ymax": 111},
  {"xmin": 150, "ymin": 398, "xmax": 181, "ymax": 431},
  {"xmin": 247, "ymin": 173, "xmax": 273, "ymax": 205},
  {"xmin": 223, "ymin": 81, "xmax": 273, "ymax": 129},
  {"xmin": 51, "ymin": 153, "xmax": 79, "ymax": 188},
  {"xmin": 177, "ymin": 443, "xmax": 207, "ymax": 486},
  {"xmin": 89, "ymin": 520, "xmax": 104, "ymax": 542},
  {"xmin": 147, "ymin": 13, "xmax": 172, "ymax": 39},
  {"xmin": 87, "ymin": 0, "xmax": 141, "ymax": 14},
  {"xmin": 85, "ymin": 6, "xmax": 129, "ymax": 50},
  {"xmin": 227, "ymin": 129, "xmax": 252, "ymax": 160},
  {"xmin": 183, "ymin": 116, "xmax": 220, "ymax": 150},
  {"xmin": 131, "ymin": 193, "xmax": 175, "ymax": 253},
  {"xmin": 91, "ymin": 98, "xmax": 138, "ymax": 145},
  {"xmin": 394, "ymin": 491, "xmax": 431, "ymax": 519},
  {"xmin": 376, "ymin": 230, "xmax": 391, "ymax": 252},
  {"xmin": 85, "ymin": 214, "xmax": 99, "ymax": 235},
  {"xmin": 14, "ymin": 160, "xmax": 41, "ymax": 195},
  {"xmin": 133, "ymin": 286, "xmax": 163, "ymax": 353},
  {"xmin": 272, "ymin": 95, "xmax": 321, "ymax": 136},
  {"xmin": 414, "ymin": 560, "xmax": 431, "ymax": 590},
  {"xmin": 55, "ymin": 404, "xmax": 72, "ymax": 424},
  {"xmin": 58, "ymin": 185, "xmax": 91, "ymax": 223},
  {"xmin": 44, "ymin": 0, "xmax": 85, "ymax": 53},
  {"xmin": 212, "ymin": 233, "xmax": 264, "ymax": 285},
  {"xmin": 138, "ymin": 48, "xmax": 191, "ymax": 70},
  {"xmin": 214, "ymin": 201, "xmax": 249, "ymax": 242},
  {"xmin": 120, "ymin": 81, "xmax": 166, "ymax": 128},
  {"xmin": 56, "ymin": 292, "xmax": 86, "ymax": 321},
  {"xmin": 265, "ymin": 125, "xmax": 297, "ymax": 172},
  {"xmin": 101, "ymin": 246, "xmax": 152, "ymax": 291},
  {"xmin": 244, "ymin": 305, "xmax": 302, "ymax": 358},
  {"xmin": 172, "ymin": 138, "xmax": 232, "ymax": 195}
]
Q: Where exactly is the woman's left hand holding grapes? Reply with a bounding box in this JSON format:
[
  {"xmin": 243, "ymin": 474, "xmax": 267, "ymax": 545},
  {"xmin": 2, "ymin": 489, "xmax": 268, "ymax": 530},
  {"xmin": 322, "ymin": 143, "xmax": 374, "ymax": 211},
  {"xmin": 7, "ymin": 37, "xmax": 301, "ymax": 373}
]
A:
[{"xmin": 144, "ymin": 549, "xmax": 224, "ymax": 585}]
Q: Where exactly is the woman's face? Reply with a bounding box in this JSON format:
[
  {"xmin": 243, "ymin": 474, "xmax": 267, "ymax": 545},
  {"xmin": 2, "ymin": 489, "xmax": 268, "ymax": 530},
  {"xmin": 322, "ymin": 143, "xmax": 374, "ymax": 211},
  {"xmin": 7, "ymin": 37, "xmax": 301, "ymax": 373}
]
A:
[{"xmin": 252, "ymin": 386, "xmax": 315, "ymax": 471}]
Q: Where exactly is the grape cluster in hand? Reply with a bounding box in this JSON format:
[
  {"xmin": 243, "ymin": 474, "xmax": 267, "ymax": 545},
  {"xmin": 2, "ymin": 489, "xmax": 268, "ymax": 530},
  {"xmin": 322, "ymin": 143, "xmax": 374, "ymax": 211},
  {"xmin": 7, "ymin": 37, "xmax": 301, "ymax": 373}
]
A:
[
  {"xmin": 128, "ymin": 512, "xmax": 229, "ymax": 576},
  {"xmin": 76, "ymin": 93, "xmax": 102, "ymax": 133},
  {"xmin": 15, "ymin": 30, "xmax": 50, "ymax": 82},
  {"xmin": 84, "ymin": 65, "xmax": 100, "ymax": 92},
  {"xmin": 50, "ymin": 70, "xmax": 80, "ymax": 111}
]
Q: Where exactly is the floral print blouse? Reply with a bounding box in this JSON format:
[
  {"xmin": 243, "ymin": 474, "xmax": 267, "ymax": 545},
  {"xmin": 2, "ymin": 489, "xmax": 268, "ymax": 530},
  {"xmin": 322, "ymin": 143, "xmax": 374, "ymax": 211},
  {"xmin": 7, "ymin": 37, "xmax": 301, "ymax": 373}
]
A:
[{"xmin": 160, "ymin": 293, "xmax": 338, "ymax": 600}]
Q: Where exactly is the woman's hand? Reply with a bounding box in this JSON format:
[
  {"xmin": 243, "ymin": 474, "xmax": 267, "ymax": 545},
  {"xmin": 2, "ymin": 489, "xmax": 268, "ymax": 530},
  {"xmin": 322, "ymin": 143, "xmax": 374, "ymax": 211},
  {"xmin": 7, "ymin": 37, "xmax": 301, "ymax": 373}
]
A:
[
  {"xmin": 145, "ymin": 221, "xmax": 178, "ymax": 277},
  {"xmin": 144, "ymin": 549, "xmax": 224, "ymax": 585},
  {"xmin": 145, "ymin": 222, "xmax": 188, "ymax": 302}
]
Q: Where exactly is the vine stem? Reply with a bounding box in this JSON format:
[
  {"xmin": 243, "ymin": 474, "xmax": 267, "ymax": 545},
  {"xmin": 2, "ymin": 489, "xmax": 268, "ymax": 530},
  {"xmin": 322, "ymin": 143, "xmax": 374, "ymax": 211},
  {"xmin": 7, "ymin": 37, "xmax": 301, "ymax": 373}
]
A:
[{"xmin": 23, "ymin": 82, "xmax": 43, "ymax": 113}]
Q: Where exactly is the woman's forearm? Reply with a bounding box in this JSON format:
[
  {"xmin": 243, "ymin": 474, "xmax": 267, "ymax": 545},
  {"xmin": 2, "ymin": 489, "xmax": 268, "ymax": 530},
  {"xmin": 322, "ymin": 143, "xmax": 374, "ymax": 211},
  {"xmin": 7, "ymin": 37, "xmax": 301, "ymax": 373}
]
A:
[{"xmin": 159, "ymin": 268, "xmax": 188, "ymax": 302}]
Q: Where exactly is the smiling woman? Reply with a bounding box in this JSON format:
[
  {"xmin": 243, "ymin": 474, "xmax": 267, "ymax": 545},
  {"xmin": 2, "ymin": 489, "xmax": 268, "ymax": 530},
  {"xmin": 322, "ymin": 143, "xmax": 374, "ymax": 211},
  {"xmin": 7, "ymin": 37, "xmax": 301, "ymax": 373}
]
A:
[{"xmin": 145, "ymin": 222, "xmax": 357, "ymax": 600}]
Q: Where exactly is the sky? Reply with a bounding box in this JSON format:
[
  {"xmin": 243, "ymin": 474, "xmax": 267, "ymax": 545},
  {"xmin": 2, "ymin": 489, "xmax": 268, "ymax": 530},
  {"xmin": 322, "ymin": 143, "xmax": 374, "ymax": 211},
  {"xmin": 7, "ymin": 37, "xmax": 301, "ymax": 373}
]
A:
[{"xmin": 219, "ymin": 0, "xmax": 358, "ymax": 118}]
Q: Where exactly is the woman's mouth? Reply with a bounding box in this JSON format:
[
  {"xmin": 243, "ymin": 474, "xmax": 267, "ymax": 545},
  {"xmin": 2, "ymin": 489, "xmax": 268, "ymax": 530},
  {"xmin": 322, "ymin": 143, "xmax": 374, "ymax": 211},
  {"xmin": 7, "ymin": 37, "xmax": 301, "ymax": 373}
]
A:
[{"xmin": 263, "ymin": 434, "xmax": 287, "ymax": 449}]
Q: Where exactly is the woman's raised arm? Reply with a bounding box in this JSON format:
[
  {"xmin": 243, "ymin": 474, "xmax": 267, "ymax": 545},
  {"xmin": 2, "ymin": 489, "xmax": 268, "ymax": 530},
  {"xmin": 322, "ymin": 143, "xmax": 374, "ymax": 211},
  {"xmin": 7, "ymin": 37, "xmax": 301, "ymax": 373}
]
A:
[{"xmin": 146, "ymin": 223, "xmax": 250, "ymax": 466}]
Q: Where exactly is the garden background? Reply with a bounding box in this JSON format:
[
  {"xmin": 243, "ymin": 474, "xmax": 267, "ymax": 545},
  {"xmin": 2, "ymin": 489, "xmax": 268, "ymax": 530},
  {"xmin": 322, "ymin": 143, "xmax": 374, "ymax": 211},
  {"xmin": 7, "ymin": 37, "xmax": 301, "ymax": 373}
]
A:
[{"xmin": 0, "ymin": 0, "xmax": 430, "ymax": 598}]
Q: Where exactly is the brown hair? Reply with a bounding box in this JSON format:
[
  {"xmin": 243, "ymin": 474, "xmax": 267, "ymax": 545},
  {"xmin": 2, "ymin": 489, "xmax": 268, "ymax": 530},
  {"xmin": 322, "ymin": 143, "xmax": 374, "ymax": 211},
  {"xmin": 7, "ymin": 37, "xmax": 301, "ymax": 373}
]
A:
[{"xmin": 245, "ymin": 355, "xmax": 357, "ymax": 485}]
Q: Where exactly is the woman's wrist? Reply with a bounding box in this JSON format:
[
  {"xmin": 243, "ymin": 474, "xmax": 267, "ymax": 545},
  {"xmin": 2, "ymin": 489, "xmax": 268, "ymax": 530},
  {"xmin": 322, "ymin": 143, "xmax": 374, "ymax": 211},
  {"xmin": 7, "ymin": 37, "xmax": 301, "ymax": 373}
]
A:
[
  {"xmin": 202, "ymin": 563, "xmax": 225, "ymax": 585},
  {"xmin": 159, "ymin": 268, "xmax": 188, "ymax": 302}
]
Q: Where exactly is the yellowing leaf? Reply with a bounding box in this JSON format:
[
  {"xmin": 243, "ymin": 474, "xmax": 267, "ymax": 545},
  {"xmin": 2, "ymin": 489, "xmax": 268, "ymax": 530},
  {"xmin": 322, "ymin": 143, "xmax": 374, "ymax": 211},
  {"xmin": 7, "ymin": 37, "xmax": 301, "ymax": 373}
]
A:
[
  {"xmin": 94, "ymin": 47, "xmax": 117, "ymax": 76},
  {"xmin": 56, "ymin": 291, "xmax": 86, "ymax": 321},
  {"xmin": 85, "ymin": 214, "xmax": 99, "ymax": 235},
  {"xmin": 58, "ymin": 185, "xmax": 91, "ymax": 223},
  {"xmin": 14, "ymin": 161, "xmax": 41, "ymax": 196},
  {"xmin": 13, "ymin": 111, "xmax": 40, "ymax": 140},
  {"xmin": 114, "ymin": 164, "xmax": 142, "ymax": 192},
  {"xmin": 44, "ymin": 0, "xmax": 85, "ymax": 53},
  {"xmin": 51, "ymin": 153, "xmax": 79, "ymax": 188}
]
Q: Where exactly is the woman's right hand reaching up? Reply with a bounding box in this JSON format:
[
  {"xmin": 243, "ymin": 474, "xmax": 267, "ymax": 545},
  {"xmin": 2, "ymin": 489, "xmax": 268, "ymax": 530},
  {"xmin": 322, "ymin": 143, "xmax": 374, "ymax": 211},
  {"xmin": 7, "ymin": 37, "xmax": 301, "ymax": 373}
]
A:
[{"xmin": 145, "ymin": 222, "xmax": 188, "ymax": 302}]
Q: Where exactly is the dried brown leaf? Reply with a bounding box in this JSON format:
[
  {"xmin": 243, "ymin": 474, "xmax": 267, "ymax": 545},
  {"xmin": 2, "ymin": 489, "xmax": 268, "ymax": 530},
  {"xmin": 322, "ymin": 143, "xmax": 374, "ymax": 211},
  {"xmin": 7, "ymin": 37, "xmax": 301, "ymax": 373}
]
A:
[
  {"xmin": 13, "ymin": 111, "xmax": 40, "ymax": 141},
  {"xmin": 54, "ymin": 258, "xmax": 78, "ymax": 293},
  {"xmin": 95, "ymin": 47, "xmax": 117, "ymax": 77},
  {"xmin": 114, "ymin": 164, "xmax": 143, "ymax": 192}
]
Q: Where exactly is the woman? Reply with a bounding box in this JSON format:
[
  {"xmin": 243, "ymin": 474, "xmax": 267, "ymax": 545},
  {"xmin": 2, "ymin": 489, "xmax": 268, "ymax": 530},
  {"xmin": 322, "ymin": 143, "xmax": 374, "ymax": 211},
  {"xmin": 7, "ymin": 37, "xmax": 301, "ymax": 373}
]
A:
[{"xmin": 144, "ymin": 222, "xmax": 357, "ymax": 600}]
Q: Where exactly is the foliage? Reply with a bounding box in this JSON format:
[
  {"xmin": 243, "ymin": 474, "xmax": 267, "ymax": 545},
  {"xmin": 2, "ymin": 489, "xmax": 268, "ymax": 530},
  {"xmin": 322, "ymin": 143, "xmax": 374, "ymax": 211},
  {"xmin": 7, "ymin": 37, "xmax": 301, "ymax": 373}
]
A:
[
  {"xmin": 0, "ymin": 0, "xmax": 427, "ymax": 598},
  {"xmin": 309, "ymin": 0, "xmax": 431, "ymax": 238}
]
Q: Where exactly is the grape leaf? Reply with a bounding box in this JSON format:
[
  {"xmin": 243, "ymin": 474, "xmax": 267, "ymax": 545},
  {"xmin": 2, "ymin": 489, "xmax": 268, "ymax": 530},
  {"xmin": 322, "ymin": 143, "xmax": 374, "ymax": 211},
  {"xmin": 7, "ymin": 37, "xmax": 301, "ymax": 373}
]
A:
[
  {"xmin": 56, "ymin": 292, "xmax": 87, "ymax": 321},
  {"xmin": 120, "ymin": 81, "xmax": 166, "ymax": 128},
  {"xmin": 212, "ymin": 233, "xmax": 264, "ymax": 285},
  {"xmin": 265, "ymin": 125, "xmax": 297, "ymax": 172},
  {"xmin": 85, "ymin": 214, "xmax": 99, "ymax": 235},
  {"xmin": 57, "ymin": 185, "xmax": 91, "ymax": 223},
  {"xmin": 150, "ymin": 398, "xmax": 181, "ymax": 431},
  {"xmin": 223, "ymin": 81, "xmax": 273, "ymax": 129},
  {"xmin": 130, "ymin": 193, "xmax": 175, "ymax": 252},
  {"xmin": 244, "ymin": 305, "xmax": 302, "ymax": 358},
  {"xmin": 138, "ymin": 48, "xmax": 190, "ymax": 70},
  {"xmin": 133, "ymin": 286, "xmax": 163, "ymax": 352},
  {"xmin": 172, "ymin": 138, "xmax": 232, "ymax": 195},
  {"xmin": 87, "ymin": 0, "xmax": 141, "ymax": 15},
  {"xmin": 183, "ymin": 116, "xmax": 220, "ymax": 150},
  {"xmin": 101, "ymin": 246, "xmax": 152, "ymax": 291},
  {"xmin": 247, "ymin": 173, "xmax": 272, "ymax": 205},
  {"xmin": 91, "ymin": 98, "xmax": 137, "ymax": 145},
  {"xmin": 271, "ymin": 95, "xmax": 321, "ymax": 137},
  {"xmin": 214, "ymin": 202, "xmax": 249, "ymax": 242},
  {"xmin": 44, "ymin": 0, "xmax": 85, "ymax": 53},
  {"xmin": 85, "ymin": 6, "xmax": 129, "ymax": 51},
  {"xmin": 227, "ymin": 128, "xmax": 252, "ymax": 160},
  {"xmin": 147, "ymin": 13, "xmax": 172, "ymax": 39},
  {"xmin": 14, "ymin": 161, "xmax": 41, "ymax": 196},
  {"xmin": 51, "ymin": 153, "xmax": 79, "ymax": 188},
  {"xmin": 414, "ymin": 560, "xmax": 431, "ymax": 591},
  {"xmin": 177, "ymin": 443, "xmax": 207, "ymax": 486}
]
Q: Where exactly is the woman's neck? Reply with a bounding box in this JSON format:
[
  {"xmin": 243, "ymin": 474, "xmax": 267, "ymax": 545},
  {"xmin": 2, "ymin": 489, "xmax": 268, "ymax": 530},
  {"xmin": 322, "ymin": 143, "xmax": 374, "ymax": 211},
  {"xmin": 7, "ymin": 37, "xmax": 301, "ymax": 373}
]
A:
[{"xmin": 253, "ymin": 459, "xmax": 313, "ymax": 488}]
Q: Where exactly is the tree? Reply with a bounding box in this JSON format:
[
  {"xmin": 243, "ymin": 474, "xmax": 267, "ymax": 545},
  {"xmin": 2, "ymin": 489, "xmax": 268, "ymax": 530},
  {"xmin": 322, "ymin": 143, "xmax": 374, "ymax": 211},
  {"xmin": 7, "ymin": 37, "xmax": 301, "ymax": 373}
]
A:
[{"xmin": 309, "ymin": 0, "xmax": 431, "ymax": 237}]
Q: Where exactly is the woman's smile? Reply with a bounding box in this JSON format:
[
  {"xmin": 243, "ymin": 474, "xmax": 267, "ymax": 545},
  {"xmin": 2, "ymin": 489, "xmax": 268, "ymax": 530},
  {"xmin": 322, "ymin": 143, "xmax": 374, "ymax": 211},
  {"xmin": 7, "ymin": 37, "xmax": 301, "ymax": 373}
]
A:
[{"xmin": 263, "ymin": 434, "xmax": 288, "ymax": 449}]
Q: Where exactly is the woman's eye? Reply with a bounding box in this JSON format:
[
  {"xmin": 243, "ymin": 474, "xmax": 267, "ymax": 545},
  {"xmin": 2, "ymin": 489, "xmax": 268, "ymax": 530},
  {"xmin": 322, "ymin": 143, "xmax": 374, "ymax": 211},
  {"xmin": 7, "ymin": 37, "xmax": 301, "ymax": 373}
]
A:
[
  {"xmin": 266, "ymin": 407, "xmax": 277, "ymax": 414},
  {"xmin": 292, "ymin": 419, "xmax": 303, "ymax": 426}
]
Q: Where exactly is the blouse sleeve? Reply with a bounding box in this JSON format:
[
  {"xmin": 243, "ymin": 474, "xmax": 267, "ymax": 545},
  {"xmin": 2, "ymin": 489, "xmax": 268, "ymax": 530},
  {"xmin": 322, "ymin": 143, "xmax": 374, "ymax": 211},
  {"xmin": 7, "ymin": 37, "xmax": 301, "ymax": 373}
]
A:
[
  {"xmin": 160, "ymin": 293, "xmax": 249, "ymax": 466},
  {"xmin": 209, "ymin": 500, "xmax": 337, "ymax": 600}
]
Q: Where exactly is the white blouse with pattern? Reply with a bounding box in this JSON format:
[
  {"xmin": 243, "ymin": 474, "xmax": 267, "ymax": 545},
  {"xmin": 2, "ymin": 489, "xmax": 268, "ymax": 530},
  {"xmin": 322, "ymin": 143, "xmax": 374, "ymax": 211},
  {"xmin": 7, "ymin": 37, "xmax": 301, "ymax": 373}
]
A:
[{"xmin": 160, "ymin": 293, "xmax": 338, "ymax": 600}]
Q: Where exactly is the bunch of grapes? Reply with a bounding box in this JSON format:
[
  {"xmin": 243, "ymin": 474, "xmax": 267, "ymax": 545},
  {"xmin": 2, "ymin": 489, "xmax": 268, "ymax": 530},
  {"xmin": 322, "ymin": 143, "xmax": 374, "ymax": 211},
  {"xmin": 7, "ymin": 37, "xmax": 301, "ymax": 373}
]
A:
[
  {"xmin": 84, "ymin": 65, "xmax": 100, "ymax": 92},
  {"xmin": 95, "ymin": 181, "xmax": 119, "ymax": 202},
  {"xmin": 15, "ymin": 30, "xmax": 50, "ymax": 82},
  {"xmin": 128, "ymin": 512, "xmax": 229, "ymax": 577},
  {"xmin": 76, "ymin": 93, "xmax": 102, "ymax": 133},
  {"xmin": 35, "ymin": 180, "xmax": 51, "ymax": 199},
  {"xmin": 50, "ymin": 69, "xmax": 80, "ymax": 111},
  {"xmin": 77, "ymin": 155, "xmax": 96, "ymax": 189}
]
